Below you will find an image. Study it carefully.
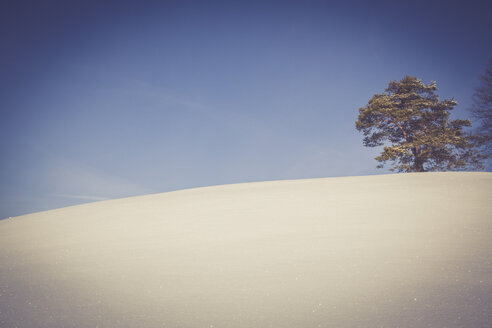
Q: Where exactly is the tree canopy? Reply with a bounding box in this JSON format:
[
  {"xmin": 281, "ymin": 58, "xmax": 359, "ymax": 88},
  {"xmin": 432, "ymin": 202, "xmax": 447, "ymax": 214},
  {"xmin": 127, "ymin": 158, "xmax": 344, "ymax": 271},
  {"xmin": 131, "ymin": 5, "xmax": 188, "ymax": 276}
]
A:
[
  {"xmin": 468, "ymin": 58, "xmax": 492, "ymax": 153},
  {"xmin": 356, "ymin": 76, "xmax": 485, "ymax": 172}
]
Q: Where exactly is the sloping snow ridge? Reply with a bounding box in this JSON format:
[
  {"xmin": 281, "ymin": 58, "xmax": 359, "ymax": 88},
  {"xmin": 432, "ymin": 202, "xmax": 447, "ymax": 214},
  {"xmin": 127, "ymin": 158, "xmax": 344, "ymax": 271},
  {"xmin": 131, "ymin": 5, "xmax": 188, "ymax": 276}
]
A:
[{"xmin": 1, "ymin": 172, "xmax": 491, "ymax": 327}]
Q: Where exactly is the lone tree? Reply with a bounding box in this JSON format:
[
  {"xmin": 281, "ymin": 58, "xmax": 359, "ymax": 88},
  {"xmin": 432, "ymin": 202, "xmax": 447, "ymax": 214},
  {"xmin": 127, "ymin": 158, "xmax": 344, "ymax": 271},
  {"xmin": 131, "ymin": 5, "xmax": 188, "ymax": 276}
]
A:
[
  {"xmin": 356, "ymin": 76, "xmax": 485, "ymax": 172},
  {"xmin": 468, "ymin": 58, "xmax": 492, "ymax": 153}
]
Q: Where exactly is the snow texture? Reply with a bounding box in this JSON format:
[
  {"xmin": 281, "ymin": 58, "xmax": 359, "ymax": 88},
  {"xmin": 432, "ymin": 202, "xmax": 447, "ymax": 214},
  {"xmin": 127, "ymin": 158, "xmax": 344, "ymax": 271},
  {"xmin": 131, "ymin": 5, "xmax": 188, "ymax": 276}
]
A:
[{"xmin": 1, "ymin": 172, "xmax": 491, "ymax": 327}]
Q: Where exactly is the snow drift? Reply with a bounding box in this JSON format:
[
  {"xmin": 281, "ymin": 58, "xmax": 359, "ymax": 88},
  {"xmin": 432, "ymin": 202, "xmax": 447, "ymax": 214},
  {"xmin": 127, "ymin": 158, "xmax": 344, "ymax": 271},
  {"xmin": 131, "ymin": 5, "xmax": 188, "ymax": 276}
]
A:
[{"xmin": 1, "ymin": 172, "xmax": 491, "ymax": 327}]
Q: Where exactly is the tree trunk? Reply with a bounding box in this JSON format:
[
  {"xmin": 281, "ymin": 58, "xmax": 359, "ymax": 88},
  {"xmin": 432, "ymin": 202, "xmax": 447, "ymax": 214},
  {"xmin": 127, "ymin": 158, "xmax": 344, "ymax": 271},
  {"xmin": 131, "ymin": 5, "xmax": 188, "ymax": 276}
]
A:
[
  {"xmin": 412, "ymin": 146, "xmax": 425, "ymax": 172},
  {"xmin": 415, "ymin": 157, "xmax": 425, "ymax": 172}
]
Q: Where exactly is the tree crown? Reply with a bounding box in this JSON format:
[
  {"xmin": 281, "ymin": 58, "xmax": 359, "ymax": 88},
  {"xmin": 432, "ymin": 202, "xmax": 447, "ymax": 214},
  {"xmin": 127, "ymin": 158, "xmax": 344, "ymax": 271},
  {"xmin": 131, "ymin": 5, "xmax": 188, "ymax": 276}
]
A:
[
  {"xmin": 468, "ymin": 58, "xmax": 492, "ymax": 153},
  {"xmin": 356, "ymin": 76, "xmax": 485, "ymax": 172}
]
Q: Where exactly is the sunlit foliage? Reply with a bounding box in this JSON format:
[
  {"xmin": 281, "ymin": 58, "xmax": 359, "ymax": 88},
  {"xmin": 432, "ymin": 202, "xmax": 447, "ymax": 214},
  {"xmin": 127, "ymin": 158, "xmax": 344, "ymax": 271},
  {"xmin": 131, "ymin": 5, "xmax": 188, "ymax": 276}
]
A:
[{"xmin": 356, "ymin": 76, "xmax": 486, "ymax": 172}]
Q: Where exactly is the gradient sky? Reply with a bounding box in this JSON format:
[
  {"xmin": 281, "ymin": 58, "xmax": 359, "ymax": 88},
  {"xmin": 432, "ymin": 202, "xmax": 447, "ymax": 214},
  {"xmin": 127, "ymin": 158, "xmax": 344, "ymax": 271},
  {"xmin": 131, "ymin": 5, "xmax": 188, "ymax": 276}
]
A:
[{"xmin": 1, "ymin": 0, "xmax": 491, "ymax": 218}]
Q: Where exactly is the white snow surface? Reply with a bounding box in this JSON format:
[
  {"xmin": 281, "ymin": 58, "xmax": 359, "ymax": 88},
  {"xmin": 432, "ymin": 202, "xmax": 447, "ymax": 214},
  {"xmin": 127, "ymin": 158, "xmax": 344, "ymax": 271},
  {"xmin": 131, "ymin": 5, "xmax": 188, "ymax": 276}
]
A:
[{"xmin": 1, "ymin": 172, "xmax": 491, "ymax": 327}]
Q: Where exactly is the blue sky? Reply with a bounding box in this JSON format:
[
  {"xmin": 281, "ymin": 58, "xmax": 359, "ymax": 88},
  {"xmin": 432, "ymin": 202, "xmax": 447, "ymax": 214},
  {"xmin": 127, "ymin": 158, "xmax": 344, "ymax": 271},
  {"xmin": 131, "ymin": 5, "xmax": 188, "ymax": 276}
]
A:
[{"xmin": 1, "ymin": 0, "xmax": 491, "ymax": 218}]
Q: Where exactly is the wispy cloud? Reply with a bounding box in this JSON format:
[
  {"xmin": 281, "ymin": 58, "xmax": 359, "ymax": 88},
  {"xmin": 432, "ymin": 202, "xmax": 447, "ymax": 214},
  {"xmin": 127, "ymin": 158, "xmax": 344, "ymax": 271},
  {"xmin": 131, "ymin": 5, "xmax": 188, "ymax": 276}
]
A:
[
  {"xmin": 128, "ymin": 79, "xmax": 259, "ymax": 132},
  {"xmin": 43, "ymin": 157, "xmax": 150, "ymax": 198},
  {"xmin": 50, "ymin": 194, "xmax": 110, "ymax": 201}
]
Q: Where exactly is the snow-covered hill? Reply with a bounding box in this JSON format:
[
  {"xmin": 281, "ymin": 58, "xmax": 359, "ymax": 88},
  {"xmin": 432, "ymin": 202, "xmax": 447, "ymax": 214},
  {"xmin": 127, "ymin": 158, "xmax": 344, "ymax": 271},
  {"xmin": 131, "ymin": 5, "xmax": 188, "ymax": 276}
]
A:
[{"xmin": 1, "ymin": 172, "xmax": 491, "ymax": 327}]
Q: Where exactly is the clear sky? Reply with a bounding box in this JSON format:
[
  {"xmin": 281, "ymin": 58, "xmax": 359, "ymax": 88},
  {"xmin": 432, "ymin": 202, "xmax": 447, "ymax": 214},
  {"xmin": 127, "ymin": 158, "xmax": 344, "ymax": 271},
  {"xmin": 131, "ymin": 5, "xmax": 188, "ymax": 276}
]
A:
[{"xmin": 1, "ymin": 0, "xmax": 491, "ymax": 218}]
